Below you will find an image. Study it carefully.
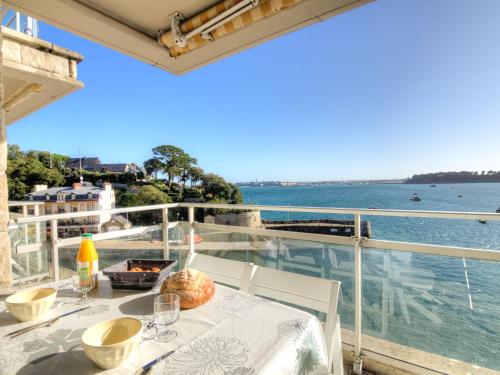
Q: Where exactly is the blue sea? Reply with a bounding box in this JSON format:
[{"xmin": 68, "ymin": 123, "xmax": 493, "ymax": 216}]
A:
[
  {"xmin": 235, "ymin": 183, "xmax": 500, "ymax": 370},
  {"xmin": 241, "ymin": 183, "xmax": 500, "ymax": 249}
]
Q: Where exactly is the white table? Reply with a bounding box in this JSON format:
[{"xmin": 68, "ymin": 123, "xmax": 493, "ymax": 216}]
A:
[{"xmin": 0, "ymin": 276, "xmax": 330, "ymax": 375}]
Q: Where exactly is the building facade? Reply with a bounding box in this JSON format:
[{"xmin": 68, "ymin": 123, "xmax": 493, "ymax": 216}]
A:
[{"xmin": 25, "ymin": 182, "xmax": 115, "ymax": 238}]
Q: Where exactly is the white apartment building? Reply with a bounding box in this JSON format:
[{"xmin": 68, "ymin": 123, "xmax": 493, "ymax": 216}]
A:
[{"xmin": 25, "ymin": 182, "xmax": 115, "ymax": 237}]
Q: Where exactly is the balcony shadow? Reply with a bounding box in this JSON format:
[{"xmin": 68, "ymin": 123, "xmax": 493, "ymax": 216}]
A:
[
  {"xmin": 17, "ymin": 348, "xmax": 99, "ymax": 375},
  {"xmin": 118, "ymin": 294, "xmax": 154, "ymax": 316},
  {"xmin": 0, "ymin": 310, "xmax": 19, "ymax": 327}
]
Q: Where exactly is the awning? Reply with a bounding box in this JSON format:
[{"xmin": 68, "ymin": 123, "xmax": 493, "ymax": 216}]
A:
[
  {"xmin": 5, "ymin": 0, "xmax": 373, "ymax": 75},
  {"xmin": 160, "ymin": 0, "xmax": 304, "ymax": 57}
]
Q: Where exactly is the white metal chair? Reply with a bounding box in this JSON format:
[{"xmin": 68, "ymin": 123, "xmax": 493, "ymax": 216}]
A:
[
  {"xmin": 245, "ymin": 263, "xmax": 343, "ymax": 375},
  {"xmin": 184, "ymin": 252, "xmax": 253, "ymax": 292}
]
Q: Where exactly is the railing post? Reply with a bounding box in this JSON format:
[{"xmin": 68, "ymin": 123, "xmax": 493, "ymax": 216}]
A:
[
  {"xmin": 188, "ymin": 206, "xmax": 195, "ymax": 253},
  {"xmin": 162, "ymin": 208, "xmax": 170, "ymax": 259},
  {"xmin": 34, "ymin": 205, "xmax": 43, "ymax": 272},
  {"xmin": 50, "ymin": 219, "xmax": 59, "ymax": 282},
  {"xmin": 353, "ymin": 213, "xmax": 363, "ymax": 374},
  {"xmin": 22, "ymin": 205, "xmax": 29, "ymax": 244}
]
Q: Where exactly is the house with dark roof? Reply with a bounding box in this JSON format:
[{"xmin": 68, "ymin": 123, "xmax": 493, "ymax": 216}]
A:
[
  {"xmin": 98, "ymin": 163, "xmax": 143, "ymax": 174},
  {"xmin": 66, "ymin": 158, "xmax": 144, "ymax": 176},
  {"xmin": 66, "ymin": 157, "xmax": 101, "ymax": 171}
]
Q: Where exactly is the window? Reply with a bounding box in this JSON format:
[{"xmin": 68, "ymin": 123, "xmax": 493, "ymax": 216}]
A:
[
  {"xmin": 45, "ymin": 194, "xmax": 50, "ymax": 201},
  {"xmin": 28, "ymin": 209, "xmax": 34, "ymax": 215},
  {"xmin": 28, "ymin": 195, "xmax": 33, "ymax": 201},
  {"xmin": 72, "ymin": 207, "xmax": 78, "ymax": 212},
  {"xmin": 58, "ymin": 207, "xmax": 65, "ymax": 213},
  {"xmin": 88, "ymin": 192, "xmax": 93, "ymax": 199},
  {"xmin": 71, "ymin": 193, "xmax": 76, "ymax": 200},
  {"xmin": 45, "ymin": 207, "xmax": 52, "ymax": 215}
]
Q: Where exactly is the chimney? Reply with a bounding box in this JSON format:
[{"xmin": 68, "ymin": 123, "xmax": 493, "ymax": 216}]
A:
[
  {"xmin": 33, "ymin": 184, "xmax": 48, "ymax": 192},
  {"xmin": 72, "ymin": 182, "xmax": 82, "ymax": 190}
]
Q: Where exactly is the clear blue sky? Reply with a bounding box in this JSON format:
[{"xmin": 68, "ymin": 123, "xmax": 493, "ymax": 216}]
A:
[{"xmin": 7, "ymin": 0, "xmax": 500, "ymax": 182}]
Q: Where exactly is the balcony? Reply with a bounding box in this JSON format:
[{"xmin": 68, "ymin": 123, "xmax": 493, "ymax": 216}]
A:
[
  {"xmin": 0, "ymin": 9, "xmax": 83, "ymax": 125},
  {"xmin": 7, "ymin": 202, "xmax": 500, "ymax": 375}
]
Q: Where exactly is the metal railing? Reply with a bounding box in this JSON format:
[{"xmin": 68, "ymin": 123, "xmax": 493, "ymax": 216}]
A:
[{"xmin": 10, "ymin": 202, "xmax": 500, "ymax": 374}]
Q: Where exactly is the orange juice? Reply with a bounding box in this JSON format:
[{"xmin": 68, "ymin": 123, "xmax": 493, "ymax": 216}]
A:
[{"xmin": 76, "ymin": 233, "xmax": 99, "ymax": 288}]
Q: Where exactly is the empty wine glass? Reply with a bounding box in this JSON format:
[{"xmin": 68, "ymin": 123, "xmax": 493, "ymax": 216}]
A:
[
  {"xmin": 154, "ymin": 293, "xmax": 180, "ymax": 343},
  {"xmin": 72, "ymin": 274, "xmax": 94, "ymax": 306}
]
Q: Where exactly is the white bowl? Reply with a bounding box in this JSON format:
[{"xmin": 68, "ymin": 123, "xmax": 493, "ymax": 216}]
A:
[
  {"xmin": 5, "ymin": 288, "xmax": 57, "ymax": 322},
  {"xmin": 81, "ymin": 317, "xmax": 143, "ymax": 369}
]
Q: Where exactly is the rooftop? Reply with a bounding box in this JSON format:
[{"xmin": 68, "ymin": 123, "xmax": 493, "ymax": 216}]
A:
[{"xmin": 25, "ymin": 184, "xmax": 107, "ymax": 201}]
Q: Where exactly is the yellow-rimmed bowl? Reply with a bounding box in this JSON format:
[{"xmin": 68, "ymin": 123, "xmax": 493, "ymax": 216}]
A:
[
  {"xmin": 5, "ymin": 287, "xmax": 57, "ymax": 322},
  {"xmin": 81, "ymin": 317, "xmax": 142, "ymax": 369}
]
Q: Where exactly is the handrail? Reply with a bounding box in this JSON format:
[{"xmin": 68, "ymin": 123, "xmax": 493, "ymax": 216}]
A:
[
  {"xmin": 8, "ymin": 201, "xmax": 45, "ymax": 207},
  {"xmin": 179, "ymin": 202, "xmax": 500, "ymax": 221},
  {"xmin": 14, "ymin": 203, "xmax": 178, "ymax": 224},
  {"xmin": 11, "ymin": 201, "xmax": 500, "ymax": 224}
]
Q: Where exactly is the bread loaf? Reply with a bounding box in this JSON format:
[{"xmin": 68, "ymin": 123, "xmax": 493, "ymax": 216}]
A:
[{"xmin": 160, "ymin": 268, "xmax": 215, "ymax": 309}]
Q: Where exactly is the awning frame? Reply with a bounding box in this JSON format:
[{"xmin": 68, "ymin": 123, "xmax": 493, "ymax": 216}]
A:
[{"xmin": 165, "ymin": 0, "xmax": 259, "ymax": 48}]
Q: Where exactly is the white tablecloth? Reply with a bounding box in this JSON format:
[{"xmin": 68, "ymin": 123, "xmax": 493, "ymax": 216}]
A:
[{"xmin": 0, "ymin": 276, "xmax": 330, "ymax": 375}]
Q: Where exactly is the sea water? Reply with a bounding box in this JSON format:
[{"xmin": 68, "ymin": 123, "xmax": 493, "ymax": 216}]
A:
[{"xmin": 237, "ymin": 183, "xmax": 500, "ymax": 370}]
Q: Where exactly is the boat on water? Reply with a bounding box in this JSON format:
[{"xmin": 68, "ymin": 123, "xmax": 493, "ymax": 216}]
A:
[
  {"xmin": 368, "ymin": 204, "xmax": 378, "ymax": 209},
  {"xmin": 410, "ymin": 193, "xmax": 422, "ymax": 202},
  {"xmin": 496, "ymin": 207, "xmax": 500, "ymax": 213},
  {"xmin": 458, "ymin": 194, "xmax": 463, "ymax": 198},
  {"xmin": 430, "ymin": 184, "xmax": 436, "ymax": 187},
  {"xmin": 479, "ymin": 219, "xmax": 488, "ymax": 224}
]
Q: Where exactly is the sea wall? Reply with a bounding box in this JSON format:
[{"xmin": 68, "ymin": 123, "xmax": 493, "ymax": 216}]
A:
[{"xmin": 204, "ymin": 211, "xmax": 262, "ymax": 228}]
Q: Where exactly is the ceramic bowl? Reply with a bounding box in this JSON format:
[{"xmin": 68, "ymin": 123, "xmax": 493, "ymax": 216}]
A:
[
  {"xmin": 5, "ymin": 287, "xmax": 57, "ymax": 322},
  {"xmin": 81, "ymin": 317, "xmax": 143, "ymax": 369}
]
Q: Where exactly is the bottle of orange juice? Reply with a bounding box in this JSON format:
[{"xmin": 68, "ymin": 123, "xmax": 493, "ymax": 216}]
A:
[{"xmin": 76, "ymin": 233, "xmax": 99, "ymax": 288}]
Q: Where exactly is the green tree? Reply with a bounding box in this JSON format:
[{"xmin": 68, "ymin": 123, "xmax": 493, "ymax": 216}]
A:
[
  {"xmin": 152, "ymin": 145, "xmax": 197, "ymax": 192},
  {"xmin": 144, "ymin": 158, "xmax": 163, "ymax": 180},
  {"xmin": 27, "ymin": 150, "xmax": 69, "ymax": 172},
  {"xmin": 7, "ymin": 146, "xmax": 66, "ymax": 200},
  {"xmin": 116, "ymin": 185, "xmax": 172, "ymax": 225},
  {"xmin": 188, "ymin": 166, "xmax": 205, "ymax": 187},
  {"xmin": 200, "ymin": 173, "xmax": 242, "ymax": 204}
]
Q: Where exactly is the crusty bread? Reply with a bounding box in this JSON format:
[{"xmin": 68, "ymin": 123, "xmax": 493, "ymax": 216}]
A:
[{"xmin": 160, "ymin": 268, "xmax": 215, "ymax": 309}]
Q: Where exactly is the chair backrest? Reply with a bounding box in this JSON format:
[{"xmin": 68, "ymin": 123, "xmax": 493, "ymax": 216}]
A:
[
  {"xmin": 245, "ymin": 264, "xmax": 341, "ymax": 372},
  {"xmin": 184, "ymin": 252, "xmax": 252, "ymax": 292}
]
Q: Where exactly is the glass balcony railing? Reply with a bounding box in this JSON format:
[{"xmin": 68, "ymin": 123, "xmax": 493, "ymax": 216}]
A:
[
  {"xmin": 7, "ymin": 202, "xmax": 500, "ymax": 374},
  {"xmin": 2, "ymin": 9, "xmax": 39, "ymax": 37}
]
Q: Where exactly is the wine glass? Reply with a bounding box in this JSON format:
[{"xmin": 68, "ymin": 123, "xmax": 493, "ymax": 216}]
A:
[
  {"xmin": 154, "ymin": 294, "xmax": 180, "ymax": 343},
  {"xmin": 72, "ymin": 274, "xmax": 94, "ymax": 306}
]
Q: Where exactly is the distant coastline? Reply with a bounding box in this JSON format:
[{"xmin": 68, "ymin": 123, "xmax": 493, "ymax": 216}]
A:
[
  {"xmin": 237, "ymin": 171, "xmax": 500, "ymax": 186},
  {"xmin": 236, "ymin": 179, "xmax": 405, "ymax": 187},
  {"xmin": 405, "ymin": 171, "xmax": 500, "ymax": 184}
]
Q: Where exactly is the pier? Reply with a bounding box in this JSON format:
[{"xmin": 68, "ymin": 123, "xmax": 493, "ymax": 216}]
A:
[{"xmin": 262, "ymin": 219, "xmax": 371, "ymax": 238}]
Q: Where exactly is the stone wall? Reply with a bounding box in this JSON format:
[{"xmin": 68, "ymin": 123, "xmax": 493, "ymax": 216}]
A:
[{"xmin": 204, "ymin": 211, "xmax": 262, "ymax": 228}]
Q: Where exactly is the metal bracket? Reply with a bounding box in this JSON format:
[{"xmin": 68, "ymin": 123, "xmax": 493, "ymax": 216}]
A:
[
  {"xmin": 352, "ymin": 353, "xmax": 363, "ymax": 374},
  {"xmin": 200, "ymin": 31, "xmax": 214, "ymax": 43},
  {"xmin": 351, "ymin": 351, "xmax": 367, "ymax": 374},
  {"xmin": 166, "ymin": 0, "xmax": 260, "ymax": 48},
  {"xmin": 168, "ymin": 12, "xmax": 187, "ymax": 48}
]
